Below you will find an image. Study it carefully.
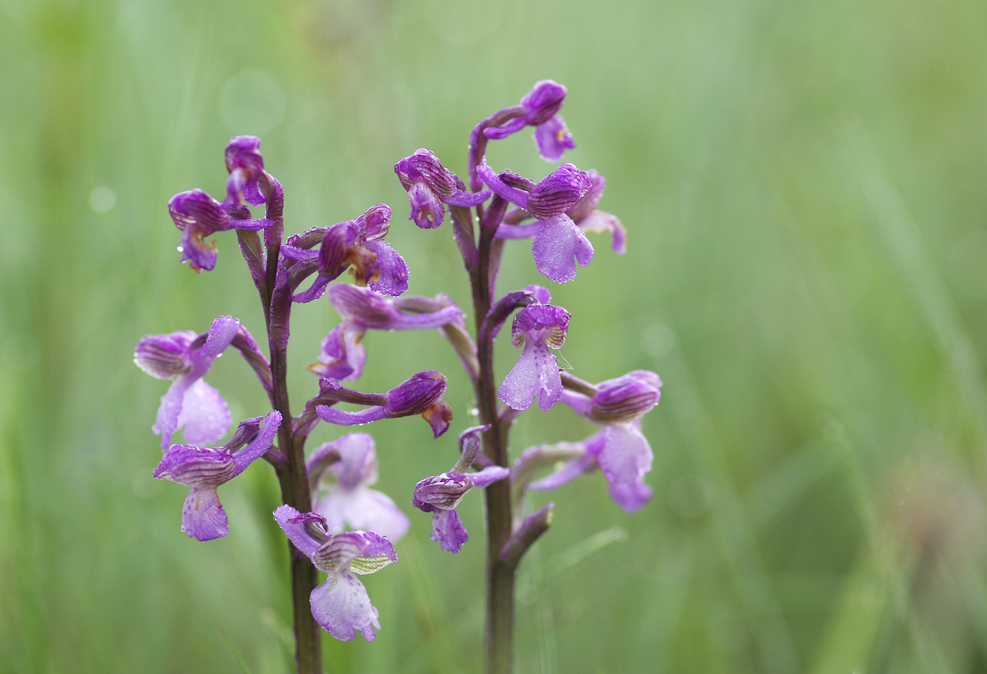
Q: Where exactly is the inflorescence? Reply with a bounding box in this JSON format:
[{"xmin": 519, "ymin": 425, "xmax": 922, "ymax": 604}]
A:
[{"xmin": 136, "ymin": 80, "xmax": 660, "ymax": 650}]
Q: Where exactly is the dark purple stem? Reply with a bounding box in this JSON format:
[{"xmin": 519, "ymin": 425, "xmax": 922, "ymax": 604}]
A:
[
  {"xmin": 253, "ymin": 174, "xmax": 321, "ymax": 674},
  {"xmin": 467, "ymin": 192, "xmax": 532, "ymax": 674}
]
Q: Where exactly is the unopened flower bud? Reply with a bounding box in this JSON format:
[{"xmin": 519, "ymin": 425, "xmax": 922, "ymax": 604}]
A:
[
  {"xmin": 384, "ymin": 371, "xmax": 448, "ymax": 417},
  {"xmin": 520, "ymin": 80, "xmax": 567, "ymax": 125}
]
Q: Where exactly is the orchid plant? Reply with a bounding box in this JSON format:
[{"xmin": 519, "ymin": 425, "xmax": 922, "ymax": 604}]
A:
[{"xmin": 136, "ymin": 81, "xmax": 661, "ymax": 674}]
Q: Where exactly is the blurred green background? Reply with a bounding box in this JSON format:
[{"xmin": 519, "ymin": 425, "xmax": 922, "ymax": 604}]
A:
[{"xmin": 2, "ymin": 0, "xmax": 987, "ymax": 672}]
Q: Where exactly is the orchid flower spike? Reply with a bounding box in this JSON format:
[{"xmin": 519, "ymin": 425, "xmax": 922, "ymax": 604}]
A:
[{"xmin": 412, "ymin": 426, "xmax": 508, "ymax": 552}]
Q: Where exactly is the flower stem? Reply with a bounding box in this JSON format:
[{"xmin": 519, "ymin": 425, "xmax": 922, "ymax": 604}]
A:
[
  {"xmin": 257, "ymin": 175, "xmax": 322, "ymax": 674},
  {"xmin": 473, "ymin": 206, "xmax": 516, "ymax": 674}
]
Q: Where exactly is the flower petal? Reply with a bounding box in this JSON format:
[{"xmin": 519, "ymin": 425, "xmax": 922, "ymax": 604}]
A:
[
  {"xmin": 608, "ymin": 482, "xmax": 654, "ymax": 513},
  {"xmin": 364, "ymin": 240, "xmax": 409, "ymax": 297},
  {"xmin": 431, "ymin": 509, "xmax": 469, "ymax": 553},
  {"xmin": 134, "ymin": 331, "xmax": 195, "ymax": 379},
  {"xmin": 528, "ymin": 454, "xmax": 597, "ymax": 492},
  {"xmin": 533, "ymin": 116, "xmax": 575, "ymax": 162},
  {"xmin": 498, "ymin": 342, "xmax": 561, "ymax": 412},
  {"xmin": 176, "ymin": 379, "xmax": 231, "ymax": 447},
  {"xmin": 273, "ymin": 505, "xmax": 329, "ymax": 559},
  {"xmin": 407, "ymin": 182, "xmax": 445, "ymax": 229},
  {"xmin": 316, "ymin": 487, "xmax": 410, "ymax": 543},
  {"xmin": 181, "ymin": 487, "xmax": 229, "ymax": 541},
  {"xmin": 309, "ymin": 322, "xmax": 367, "ymax": 381},
  {"xmin": 310, "ymin": 572, "xmax": 381, "ymax": 642},
  {"xmin": 230, "ymin": 411, "xmax": 282, "ymax": 476},
  {"xmin": 154, "ymin": 445, "xmax": 235, "ymax": 487},
  {"xmin": 577, "ymin": 212, "xmax": 627, "ymax": 255},
  {"xmin": 531, "ymin": 215, "xmax": 594, "ymax": 284},
  {"xmin": 470, "ymin": 466, "xmax": 509, "ymax": 489},
  {"xmin": 596, "ymin": 424, "xmax": 653, "ymax": 512}
]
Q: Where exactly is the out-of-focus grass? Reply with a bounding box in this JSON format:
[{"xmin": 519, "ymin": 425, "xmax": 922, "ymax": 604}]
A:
[{"xmin": 2, "ymin": 0, "xmax": 987, "ymax": 672}]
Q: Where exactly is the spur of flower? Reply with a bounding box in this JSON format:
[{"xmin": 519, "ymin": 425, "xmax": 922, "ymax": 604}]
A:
[
  {"xmin": 306, "ymin": 433, "xmax": 410, "ymax": 542},
  {"xmin": 274, "ymin": 505, "xmax": 398, "ymax": 642},
  {"xmin": 153, "ymin": 411, "xmax": 281, "ymax": 541},
  {"xmin": 412, "ymin": 426, "xmax": 508, "ymax": 552}
]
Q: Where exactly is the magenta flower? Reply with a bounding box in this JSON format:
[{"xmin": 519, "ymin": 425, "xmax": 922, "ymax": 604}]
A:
[
  {"xmin": 223, "ymin": 135, "xmax": 267, "ymax": 208},
  {"xmin": 273, "ymin": 505, "xmax": 397, "ymax": 642},
  {"xmin": 136, "ymin": 316, "xmax": 245, "ymax": 449},
  {"xmin": 394, "ymin": 149, "xmax": 491, "ymax": 229},
  {"xmin": 153, "ymin": 411, "xmax": 281, "ymax": 541},
  {"xmin": 316, "ymin": 370, "xmax": 453, "ymax": 438},
  {"xmin": 498, "ymin": 169, "xmax": 626, "ymax": 255},
  {"xmin": 286, "ymin": 204, "xmax": 410, "ymax": 302},
  {"xmin": 521, "ymin": 371, "xmax": 662, "ymax": 512},
  {"xmin": 482, "ymin": 80, "xmax": 576, "ymax": 162},
  {"xmin": 477, "ymin": 162, "xmax": 594, "ymax": 283},
  {"xmin": 498, "ymin": 294, "xmax": 571, "ymax": 412},
  {"xmin": 412, "ymin": 426, "xmax": 508, "ymax": 552},
  {"xmin": 309, "ymin": 284, "xmax": 464, "ymax": 381},
  {"xmin": 167, "ymin": 189, "xmax": 272, "ymax": 272},
  {"xmin": 307, "ymin": 433, "xmax": 410, "ymax": 542}
]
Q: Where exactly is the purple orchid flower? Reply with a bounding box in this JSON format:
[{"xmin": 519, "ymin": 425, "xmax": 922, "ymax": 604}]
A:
[
  {"xmin": 394, "ymin": 149, "xmax": 491, "ymax": 229},
  {"xmin": 273, "ymin": 505, "xmax": 397, "ymax": 642},
  {"xmin": 153, "ymin": 411, "xmax": 281, "ymax": 541},
  {"xmin": 477, "ymin": 162, "xmax": 594, "ymax": 283},
  {"xmin": 307, "ymin": 433, "xmax": 410, "ymax": 542},
  {"xmin": 136, "ymin": 316, "xmax": 248, "ymax": 449},
  {"xmin": 498, "ymin": 169, "xmax": 627, "ymax": 255},
  {"xmin": 285, "ymin": 204, "xmax": 410, "ymax": 302},
  {"xmin": 518, "ymin": 370, "xmax": 661, "ymax": 512},
  {"xmin": 316, "ymin": 370, "xmax": 453, "ymax": 438},
  {"xmin": 167, "ymin": 189, "xmax": 272, "ymax": 272},
  {"xmin": 309, "ymin": 284, "xmax": 464, "ymax": 381},
  {"xmin": 412, "ymin": 426, "xmax": 508, "ymax": 552},
  {"xmin": 223, "ymin": 135, "xmax": 267, "ymax": 209},
  {"xmin": 498, "ymin": 291, "xmax": 571, "ymax": 412},
  {"xmin": 479, "ymin": 80, "xmax": 576, "ymax": 163}
]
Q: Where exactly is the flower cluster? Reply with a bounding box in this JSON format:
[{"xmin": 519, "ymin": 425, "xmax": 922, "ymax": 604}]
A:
[{"xmin": 136, "ymin": 80, "xmax": 661, "ymax": 658}]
